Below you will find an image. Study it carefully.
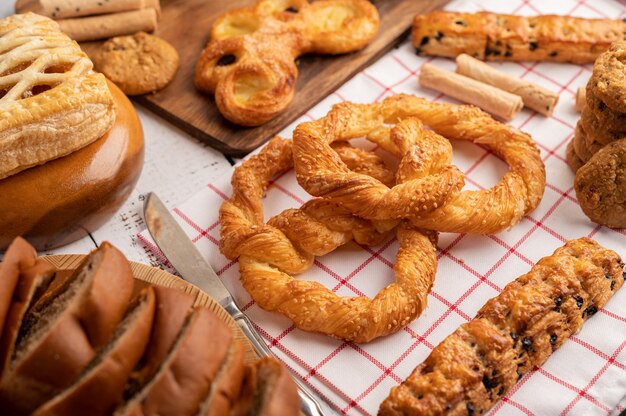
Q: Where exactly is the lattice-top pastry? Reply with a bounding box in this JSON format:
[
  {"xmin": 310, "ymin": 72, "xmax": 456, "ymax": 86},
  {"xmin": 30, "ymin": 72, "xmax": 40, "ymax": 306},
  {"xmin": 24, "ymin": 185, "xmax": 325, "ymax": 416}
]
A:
[
  {"xmin": 0, "ymin": 13, "xmax": 115, "ymax": 180},
  {"xmin": 195, "ymin": 0, "xmax": 379, "ymax": 126}
]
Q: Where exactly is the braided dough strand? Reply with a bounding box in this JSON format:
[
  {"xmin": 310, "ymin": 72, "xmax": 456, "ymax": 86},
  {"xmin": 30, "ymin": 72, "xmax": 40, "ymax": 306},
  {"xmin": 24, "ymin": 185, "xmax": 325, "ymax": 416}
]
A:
[
  {"xmin": 293, "ymin": 101, "xmax": 466, "ymax": 221},
  {"xmin": 293, "ymin": 94, "xmax": 545, "ymax": 234},
  {"xmin": 220, "ymin": 137, "xmax": 438, "ymax": 342}
]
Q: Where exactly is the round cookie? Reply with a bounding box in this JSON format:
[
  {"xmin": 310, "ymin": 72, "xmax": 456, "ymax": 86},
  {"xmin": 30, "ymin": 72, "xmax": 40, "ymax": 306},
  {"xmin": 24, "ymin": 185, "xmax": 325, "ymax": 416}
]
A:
[
  {"xmin": 94, "ymin": 32, "xmax": 179, "ymax": 95},
  {"xmin": 566, "ymin": 140, "xmax": 585, "ymax": 173},
  {"xmin": 574, "ymin": 137, "xmax": 626, "ymax": 228},
  {"xmin": 589, "ymin": 41, "xmax": 626, "ymax": 114},
  {"xmin": 585, "ymin": 83, "xmax": 626, "ymax": 132},
  {"xmin": 580, "ymin": 106, "xmax": 626, "ymax": 147},
  {"xmin": 572, "ymin": 121, "xmax": 595, "ymax": 163}
]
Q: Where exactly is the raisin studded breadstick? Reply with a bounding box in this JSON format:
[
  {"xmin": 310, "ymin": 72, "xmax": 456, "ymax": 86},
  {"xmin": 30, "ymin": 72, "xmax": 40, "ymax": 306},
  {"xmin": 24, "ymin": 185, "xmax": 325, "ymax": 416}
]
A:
[
  {"xmin": 379, "ymin": 238, "xmax": 624, "ymax": 415},
  {"xmin": 412, "ymin": 11, "xmax": 626, "ymax": 64}
]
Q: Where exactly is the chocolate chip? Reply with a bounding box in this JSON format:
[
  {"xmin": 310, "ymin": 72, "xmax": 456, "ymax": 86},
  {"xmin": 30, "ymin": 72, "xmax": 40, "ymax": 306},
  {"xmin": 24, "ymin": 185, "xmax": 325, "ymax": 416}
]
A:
[
  {"xmin": 517, "ymin": 369, "xmax": 523, "ymax": 380},
  {"xmin": 466, "ymin": 402, "xmax": 475, "ymax": 416},
  {"xmin": 522, "ymin": 337, "xmax": 532, "ymax": 351},
  {"xmin": 482, "ymin": 373, "xmax": 499, "ymax": 390},
  {"xmin": 622, "ymin": 271, "xmax": 625, "ymax": 280},
  {"xmin": 284, "ymin": 6, "xmax": 298, "ymax": 13},
  {"xmin": 217, "ymin": 54, "xmax": 236, "ymax": 66},
  {"xmin": 605, "ymin": 272, "xmax": 611, "ymax": 279},
  {"xmin": 584, "ymin": 305, "xmax": 597, "ymax": 317},
  {"xmin": 549, "ymin": 51, "xmax": 558, "ymax": 57},
  {"xmin": 611, "ymin": 281, "xmax": 616, "ymax": 290},
  {"xmin": 574, "ymin": 295, "xmax": 584, "ymax": 308},
  {"xmin": 420, "ymin": 36, "xmax": 430, "ymax": 46},
  {"xmin": 435, "ymin": 31, "xmax": 444, "ymax": 41},
  {"xmin": 529, "ymin": 41, "xmax": 538, "ymax": 51},
  {"xmin": 510, "ymin": 332, "xmax": 518, "ymax": 341},
  {"xmin": 455, "ymin": 20, "xmax": 468, "ymax": 27},
  {"xmin": 550, "ymin": 334, "xmax": 557, "ymax": 345},
  {"xmin": 498, "ymin": 386, "xmax": 505, "ymax": 395},
  {"xmin": 504, "ymin": 51, "xmax": 513, "ymax": 58},
  {"xmin": 554, "ymin": 297, "xmax": 562, "ymax": 312}
]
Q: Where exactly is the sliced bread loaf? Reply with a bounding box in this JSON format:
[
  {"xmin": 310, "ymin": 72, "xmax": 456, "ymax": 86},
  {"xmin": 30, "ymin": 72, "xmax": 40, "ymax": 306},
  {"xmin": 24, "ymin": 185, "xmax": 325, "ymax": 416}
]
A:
[{"xmin": 0, "ymin": 242, "xmax": 134, "ymax": 414}]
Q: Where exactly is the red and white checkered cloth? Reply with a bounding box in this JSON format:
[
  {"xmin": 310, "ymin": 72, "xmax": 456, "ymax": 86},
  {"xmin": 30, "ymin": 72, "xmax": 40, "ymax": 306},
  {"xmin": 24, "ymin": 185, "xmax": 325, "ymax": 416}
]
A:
[{"xmin": 138, "ymin": 0, "xmax": 626, "ymax": 414}]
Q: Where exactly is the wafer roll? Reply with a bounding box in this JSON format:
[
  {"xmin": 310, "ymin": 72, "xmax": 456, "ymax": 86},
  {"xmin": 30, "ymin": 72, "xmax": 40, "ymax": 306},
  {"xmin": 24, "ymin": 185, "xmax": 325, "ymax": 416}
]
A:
[
  {"xmin": 419, "ymin": 63, "xmax": 523, "ymax": 121},
  {"xmin": 455, "ymin": 54, "xmax": 559, "ymax": 116},
  {"xmin": 57, "ymin": 8, "xmax": 157, "ymax": 42},
  {"xmin": 575, "ymin": 87, "xmax": 586, "ymax": 113},
  {"xmin": 15, "ymin": 0, "xmax": 146, "ymax": 19}
]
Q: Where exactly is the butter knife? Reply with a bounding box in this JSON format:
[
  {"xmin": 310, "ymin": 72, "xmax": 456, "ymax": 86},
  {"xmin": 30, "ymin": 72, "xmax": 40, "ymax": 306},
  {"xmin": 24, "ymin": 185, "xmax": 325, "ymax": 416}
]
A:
[{"xmin": 143, "ymin": 192, "xmax": 325, "ymax": 416}]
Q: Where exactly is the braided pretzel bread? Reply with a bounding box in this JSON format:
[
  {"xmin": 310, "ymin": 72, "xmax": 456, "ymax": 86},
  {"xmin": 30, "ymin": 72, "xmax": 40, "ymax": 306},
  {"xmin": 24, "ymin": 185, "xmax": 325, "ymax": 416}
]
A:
[
  {"xmin": 0, "ymin": 13, "xmax": 115, "ymax": 180},
  {"xmin": 194, "ymin": 0, "xmax": 379, "ymax": 126},
  {"xmin": 220, "ymin": 137, "xmax": 438, "ymax": 342},
  {"xmin": 293, "ymin": 94, "xmax": 546, "ymax": 234}
]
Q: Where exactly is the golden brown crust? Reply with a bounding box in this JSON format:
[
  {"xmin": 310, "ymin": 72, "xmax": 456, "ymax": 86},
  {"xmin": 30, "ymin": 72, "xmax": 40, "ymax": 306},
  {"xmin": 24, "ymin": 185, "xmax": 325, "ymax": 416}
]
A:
[
  {"xmin": 0, "ymin": 13, "xmax": 115, "ymax": 179},
  {"xmin": 588, "ymin": 41, "xmax": 626, "ymax": 113},
  {"xmin": 231, "ymin": 357, "xmax": 300, "ymax": 416},
  {"xmin": 293, "ymin": 94, "xmax": 545, "ymax": 234},
  {"xmin": 574, "ymin": 138, "xmax": 626, "ymax": 228},
  {"xmin": 566, "ymin": 140, "xmax": 584, "ymax": 173},
  {"xmin": 412, "ymin": 11, "xmax": 626, "ymax": 63},
  {"xmin": 0, "ymin": 242, "xmax": 134, "ymax": 415},
  {"xmin": 94, "ymin": 32, "xmax": 180, "ymax": 96},
  {"xmin": 379, "ymin": 238, "xmax": 624, "ymax": 416},
  {"xmin": 0, "ymin": 238, "xmax": 55, "ymax": 375},
  {"xmin": 194, "ymin": 0, "xmax": 379, "ymax": 126},
  {"xmin": 220, "ymin": 137, "xmax": 438, "ymax": 342},
  {"xmin": 32, "ymin": 287, "xmax": 156, "ymax": 416},
  {"xmin": 579, "ymin": 103, "xmax": 626, "ymax": 147},
  {"xmin": 585, "ymin": 81, "xmax": 626, "ymax": 132}
]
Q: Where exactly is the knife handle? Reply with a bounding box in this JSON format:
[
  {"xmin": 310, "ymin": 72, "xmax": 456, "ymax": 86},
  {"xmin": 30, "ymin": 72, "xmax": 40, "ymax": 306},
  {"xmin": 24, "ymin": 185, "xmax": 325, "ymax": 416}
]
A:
[{"xmin": 223, "ymin": 301, "xmax": 326, "ymax": 416}]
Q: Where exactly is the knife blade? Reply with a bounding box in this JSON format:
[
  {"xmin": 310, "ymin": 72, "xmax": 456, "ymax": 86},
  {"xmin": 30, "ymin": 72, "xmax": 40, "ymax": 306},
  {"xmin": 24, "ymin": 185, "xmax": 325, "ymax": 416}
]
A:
[{"xmin": 143, "ymin": 192, "xmax": 325, "ymax": 416}]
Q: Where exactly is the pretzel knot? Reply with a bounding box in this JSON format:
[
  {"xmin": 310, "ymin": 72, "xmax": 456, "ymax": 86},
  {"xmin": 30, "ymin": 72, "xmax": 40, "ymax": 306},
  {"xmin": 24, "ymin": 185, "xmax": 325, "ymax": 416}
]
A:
[
  {"xmin": 194, "ymin": 0, "xmax": 379, "ymax": 126},
  {"xmin": 220, "ymin": 137, "xmax": 438, "ymax": 343},
  {"xmin": 293, "ymin": 94, "xmax": 546, "ymax": 234}
]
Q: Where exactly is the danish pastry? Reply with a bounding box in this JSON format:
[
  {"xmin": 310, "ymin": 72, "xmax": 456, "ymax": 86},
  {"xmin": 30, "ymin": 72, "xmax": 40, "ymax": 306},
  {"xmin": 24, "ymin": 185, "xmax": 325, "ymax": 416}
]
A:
[
  {"xmin": 195, "ymin": 0, "xmax": 379, "ymax": 126},
  {"xmin": 0, "ymin": 13, "xmax": 115, "ymax": 180},
  {"xmin": 380, "ymin": 238, "xmax": 624, "ymax": 415},
  {"xmin": 412, "ymin": 11, "xmax": 626, "ymax": 64},
  {"xmin": 220, "ymin": 137, "xmax": 438, "ymax": 343},
  {"xmin": 293, "ymin": 94, "xmax": 545, "ymax": 234}
]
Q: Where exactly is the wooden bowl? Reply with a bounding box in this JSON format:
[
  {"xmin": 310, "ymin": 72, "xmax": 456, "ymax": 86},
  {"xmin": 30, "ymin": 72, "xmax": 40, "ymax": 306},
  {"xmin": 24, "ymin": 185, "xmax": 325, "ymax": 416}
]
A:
[{"xmin": 0, "ymin": 82, "xmax": 144, "ymax": 252}]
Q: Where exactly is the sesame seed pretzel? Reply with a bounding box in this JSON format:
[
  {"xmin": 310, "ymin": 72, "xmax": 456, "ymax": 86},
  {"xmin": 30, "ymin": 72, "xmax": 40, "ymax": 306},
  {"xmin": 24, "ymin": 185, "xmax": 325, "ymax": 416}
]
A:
[
  {"xmin": 0, "ymin": 13, "xmax": 115, "ymax": 180},
  {"xmin": 194, "ymin": 0, "xmax": 379, "ymax": 126},
  {"xmin": 220, "ymin": 137, "xmax": 439, "ymax": 343},
  {"xmin": 293, "ymin": 94, "xmax": 546, "ymax": 234}
]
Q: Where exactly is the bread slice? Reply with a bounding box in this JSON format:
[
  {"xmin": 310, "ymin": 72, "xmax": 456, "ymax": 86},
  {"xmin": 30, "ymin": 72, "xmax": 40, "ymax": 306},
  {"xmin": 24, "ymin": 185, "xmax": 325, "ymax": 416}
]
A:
[
  {"xmin": 115, "ymin": 307, "xmax": 233, "ymax": 416},
  {"xmin": 32, "ymin": 287, "xmax": 155, "ymax": 416},
  {"xmin": 0, "ymin": 237, "xmax": 55, "ymax": 375},
  {"xmin": 231, "ymin": 357, "xmax": 300, "ymax": 416},
  {"xmin": 196, "ymin": 341, "xmax": 245, "ymax": 416},
  {"xmin": 0, "ymin": 242, "xmax": 134, "ymax": 415}
]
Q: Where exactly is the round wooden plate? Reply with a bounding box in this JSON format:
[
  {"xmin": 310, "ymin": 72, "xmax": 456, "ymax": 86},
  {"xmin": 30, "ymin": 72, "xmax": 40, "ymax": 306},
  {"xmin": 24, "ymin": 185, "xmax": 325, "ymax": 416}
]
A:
[{"xmin": 42, "ymin": 254, "xmax": 258, "ymax": 364}]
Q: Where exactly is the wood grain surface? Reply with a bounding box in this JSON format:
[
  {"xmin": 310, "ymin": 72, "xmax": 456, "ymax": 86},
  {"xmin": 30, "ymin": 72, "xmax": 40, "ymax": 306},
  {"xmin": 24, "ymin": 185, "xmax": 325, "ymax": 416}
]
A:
[
  {"xmin": 42, "ymin": 254, "xmax": 259, "ymax": 364},
  {"xmin": 83, "ymin": 0, "xmax": 450, "ymax": 156}
]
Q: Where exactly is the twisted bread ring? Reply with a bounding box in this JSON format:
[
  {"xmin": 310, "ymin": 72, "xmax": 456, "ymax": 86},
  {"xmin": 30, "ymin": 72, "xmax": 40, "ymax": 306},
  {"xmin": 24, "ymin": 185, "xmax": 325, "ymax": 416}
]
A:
[
  {"xmin": 195, "ymin": 0, "xmax": 379, "ymax": 126},
  {"xmin": 220, "ymin": 137, "xmax": 438, "ymax": 343},
  {"xmin": 293, "ymin": 94, "xmax": 546, "ymax": 234}
]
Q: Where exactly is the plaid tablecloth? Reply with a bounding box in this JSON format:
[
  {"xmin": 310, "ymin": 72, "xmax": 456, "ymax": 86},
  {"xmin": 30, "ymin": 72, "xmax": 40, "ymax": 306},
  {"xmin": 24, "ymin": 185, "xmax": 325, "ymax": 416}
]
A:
[{"xmin": 138, "ymin": 0, "xmax": 626, "ymax": 414}]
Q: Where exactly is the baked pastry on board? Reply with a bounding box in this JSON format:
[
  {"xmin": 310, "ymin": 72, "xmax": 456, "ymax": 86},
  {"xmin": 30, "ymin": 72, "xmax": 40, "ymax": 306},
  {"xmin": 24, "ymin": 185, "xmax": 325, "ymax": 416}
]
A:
[
  {"xmin": 0, "ymin": 13, "xmax": 115, "ymax": 180},
  {"xmin": 195, "ymin": 0, "xmax": 379, "ymax": 126},
  {"xmin": 412, "ymin": 11, "xmax": 626, "ymax": 63}
]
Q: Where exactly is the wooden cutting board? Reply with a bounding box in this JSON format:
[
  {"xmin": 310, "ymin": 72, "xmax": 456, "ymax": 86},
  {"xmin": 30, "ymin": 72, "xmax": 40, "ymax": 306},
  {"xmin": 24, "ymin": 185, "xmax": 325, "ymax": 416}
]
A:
[{"xmin": 84, "ymin": 0, "xmax": 449, "ymax": 156}]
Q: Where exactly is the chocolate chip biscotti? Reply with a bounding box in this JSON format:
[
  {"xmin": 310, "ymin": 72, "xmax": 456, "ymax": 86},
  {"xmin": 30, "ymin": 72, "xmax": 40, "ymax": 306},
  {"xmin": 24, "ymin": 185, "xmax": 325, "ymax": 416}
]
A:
[
  {"xmin": 379, "ymin": 238, "xmax": 624, "ymax": 415},
  {"xmin": 412, "ymin": 11, "xmax": 626, "ymax": 64}
]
